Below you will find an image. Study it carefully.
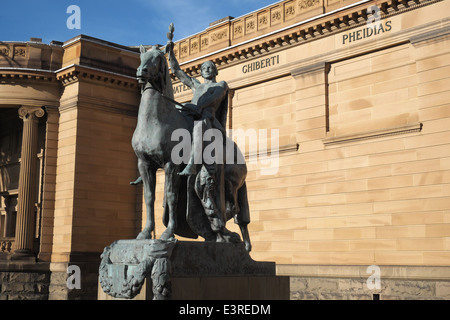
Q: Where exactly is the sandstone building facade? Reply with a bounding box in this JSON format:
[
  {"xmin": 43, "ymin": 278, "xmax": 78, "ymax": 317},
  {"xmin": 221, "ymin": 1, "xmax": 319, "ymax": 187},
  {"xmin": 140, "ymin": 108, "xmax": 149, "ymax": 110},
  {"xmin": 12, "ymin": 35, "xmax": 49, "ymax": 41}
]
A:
[{"xmin": 1, "ymin": 0, "xmax": 449, "ymax": 299}]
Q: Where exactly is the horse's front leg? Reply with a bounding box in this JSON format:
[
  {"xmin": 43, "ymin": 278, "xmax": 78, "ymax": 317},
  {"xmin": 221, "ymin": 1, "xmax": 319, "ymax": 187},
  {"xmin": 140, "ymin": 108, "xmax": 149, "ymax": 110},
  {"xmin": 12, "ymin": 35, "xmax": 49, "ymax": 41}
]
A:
[
  {"xmin": 137, "ymin": 159, "xmax": 157, "ymax": 240},
  {"xmin": 160, "ymin": 162, "xmax": 180, "ymax": 240}
]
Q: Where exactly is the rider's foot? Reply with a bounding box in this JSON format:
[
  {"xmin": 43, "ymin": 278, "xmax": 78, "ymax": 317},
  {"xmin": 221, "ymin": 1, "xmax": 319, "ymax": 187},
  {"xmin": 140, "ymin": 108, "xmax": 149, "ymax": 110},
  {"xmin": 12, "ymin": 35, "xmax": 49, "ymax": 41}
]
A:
[
  {"xmin": 204, "ymin": 198, "xmax": 217, "ymax": 216},
  {"xmin": 203, "ymin": 175, "xmax": 217, "ymax": 211},
  {"xmin": 130, "ymin": 176, "xmax": 143, "ymax": 185},
  {"xmin": 210, "ymin": 217, "xmax": 224, "ymax": 232}
]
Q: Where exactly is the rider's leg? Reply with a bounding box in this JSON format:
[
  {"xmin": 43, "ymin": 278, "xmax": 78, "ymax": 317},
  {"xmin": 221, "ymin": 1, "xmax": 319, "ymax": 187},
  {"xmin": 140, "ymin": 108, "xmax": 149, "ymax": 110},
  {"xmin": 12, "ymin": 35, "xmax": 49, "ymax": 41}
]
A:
[{"xmin": 179, "ymin": 120, "xmax": 203, "ymax": 176}]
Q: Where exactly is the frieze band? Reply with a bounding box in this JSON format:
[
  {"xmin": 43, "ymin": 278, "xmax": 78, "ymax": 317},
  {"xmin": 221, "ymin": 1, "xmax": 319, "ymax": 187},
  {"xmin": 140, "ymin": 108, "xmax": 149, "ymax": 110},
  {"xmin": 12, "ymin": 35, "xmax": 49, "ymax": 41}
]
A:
[{"xmin": 0, "ymin": 47, "xmax": 26, "ymax": 57}]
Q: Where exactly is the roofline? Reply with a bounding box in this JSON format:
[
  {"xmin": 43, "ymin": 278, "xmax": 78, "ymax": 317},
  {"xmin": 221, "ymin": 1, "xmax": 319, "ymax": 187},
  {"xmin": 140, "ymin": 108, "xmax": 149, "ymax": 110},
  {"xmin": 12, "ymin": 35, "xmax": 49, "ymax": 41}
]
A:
[{"xmin": 177, "ymin": 0, "xmax": 371, "ymax": 67}]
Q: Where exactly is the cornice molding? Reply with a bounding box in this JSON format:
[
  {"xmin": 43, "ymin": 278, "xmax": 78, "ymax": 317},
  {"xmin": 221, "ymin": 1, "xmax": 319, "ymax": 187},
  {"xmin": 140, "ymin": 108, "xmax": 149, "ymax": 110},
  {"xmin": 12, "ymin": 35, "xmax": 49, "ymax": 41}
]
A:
[
  {"xmin": 409, "ymin": 24, "xmax": 450, "ymax": 46},
  {"xmin": 56, "ymin": 64, "xmax": 139, "ymax": 90},
  {"xmin": 63, "ymin": 34, "xmax": 139, "ymax": 55},
  {"xmin": 0, "ymin": 68, "xmax": 57, "ymax": 84},
  {"xmin": 0, "ymin": 64, "xmax": 139, "ymax": 91}
]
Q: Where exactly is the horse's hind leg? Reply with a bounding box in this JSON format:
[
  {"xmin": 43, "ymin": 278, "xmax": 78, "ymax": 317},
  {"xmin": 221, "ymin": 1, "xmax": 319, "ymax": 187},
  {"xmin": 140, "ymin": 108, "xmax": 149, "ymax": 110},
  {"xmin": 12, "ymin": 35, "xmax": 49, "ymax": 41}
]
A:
[{"xmin": 137, "ymin": 159, "xmax": 157, "ymax": 240}]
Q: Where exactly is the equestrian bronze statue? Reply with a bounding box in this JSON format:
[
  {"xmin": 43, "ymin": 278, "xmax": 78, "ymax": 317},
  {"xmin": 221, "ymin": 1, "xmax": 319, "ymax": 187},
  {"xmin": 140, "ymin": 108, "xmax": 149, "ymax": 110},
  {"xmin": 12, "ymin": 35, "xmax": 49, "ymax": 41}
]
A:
[{"xmin": 132, "ymin": 24, "xmax": 252, "ymax": 251}]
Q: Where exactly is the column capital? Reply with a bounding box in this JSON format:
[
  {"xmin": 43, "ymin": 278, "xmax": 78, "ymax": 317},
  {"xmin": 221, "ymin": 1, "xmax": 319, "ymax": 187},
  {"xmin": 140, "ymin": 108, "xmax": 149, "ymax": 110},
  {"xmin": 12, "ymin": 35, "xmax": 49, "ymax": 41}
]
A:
[{"xmin": 18, "ymin": 106, "xmax": 45, "ymax": 121}]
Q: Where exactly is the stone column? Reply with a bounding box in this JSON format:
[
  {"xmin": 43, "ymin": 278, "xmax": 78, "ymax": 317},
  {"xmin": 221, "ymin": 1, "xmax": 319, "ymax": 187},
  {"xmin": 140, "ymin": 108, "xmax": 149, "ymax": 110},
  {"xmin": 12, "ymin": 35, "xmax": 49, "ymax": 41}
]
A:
[{"xmin": 11, "ymin": 106, "xmax": 45, "ymax": 260}]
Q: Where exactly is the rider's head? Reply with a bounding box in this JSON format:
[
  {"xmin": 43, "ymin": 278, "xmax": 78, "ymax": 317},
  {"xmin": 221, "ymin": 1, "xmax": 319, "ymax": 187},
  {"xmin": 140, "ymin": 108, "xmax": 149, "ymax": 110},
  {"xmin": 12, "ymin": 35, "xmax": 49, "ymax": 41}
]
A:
[{"xmin": 200, "ymin": 61, "xmax": 218, "ymax": 80}]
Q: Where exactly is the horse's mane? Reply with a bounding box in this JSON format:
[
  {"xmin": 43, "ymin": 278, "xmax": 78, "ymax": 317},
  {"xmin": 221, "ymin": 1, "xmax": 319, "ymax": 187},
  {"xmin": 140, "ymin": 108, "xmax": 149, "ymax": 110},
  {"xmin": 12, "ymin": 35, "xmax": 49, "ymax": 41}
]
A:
[
  {"xmin": 144, "ymin": 46, "xmax": 175, "ymax": 105},
  {"xmin": 157, "ymin": 48, "xmax": 175, "ymax": 102}
]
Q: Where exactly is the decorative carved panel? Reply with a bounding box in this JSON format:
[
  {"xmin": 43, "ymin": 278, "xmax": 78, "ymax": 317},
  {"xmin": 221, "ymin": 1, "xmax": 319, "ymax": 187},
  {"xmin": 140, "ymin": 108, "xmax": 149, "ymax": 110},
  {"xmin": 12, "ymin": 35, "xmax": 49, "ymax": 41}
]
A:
[
  {"xmin": 284, "ymin": 1, "xmax": 297, "ymax": 20},
  {"xmin": 233, "ymin": 22, "xmax": 244, "ymax": 39},
  {"xmin": 270, "ymin": 6, "xmax": 283, "ymax": 25},
  {"xmin": 258, "ymin": 12, "xmax": 270, "ymax": 30},
  {"xmin": 210, "ymin": 26, "xmax": 229, "ymax": 45},
  {"xmin": 190, "ymin": 38, "xmax": 199, "ymax": 55},
  {"xmin": 245, "ymin": 17, "xmax": 257, "ymax": 34}
]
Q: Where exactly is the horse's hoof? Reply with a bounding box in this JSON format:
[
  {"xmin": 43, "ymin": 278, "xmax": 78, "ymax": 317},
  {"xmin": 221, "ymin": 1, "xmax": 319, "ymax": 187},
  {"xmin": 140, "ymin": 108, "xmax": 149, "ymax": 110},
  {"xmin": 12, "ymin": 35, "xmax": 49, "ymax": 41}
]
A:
[
  {"xmin": 136, "ymin": 230, "xmax": 152, "ymax": 240},
  {"xmin": 136, "ymin": 232, "xmax": 146, "ymax": 240},
  {"xmin": 160, "ymin": 229, "xmax": 175, "ymax": 241}
]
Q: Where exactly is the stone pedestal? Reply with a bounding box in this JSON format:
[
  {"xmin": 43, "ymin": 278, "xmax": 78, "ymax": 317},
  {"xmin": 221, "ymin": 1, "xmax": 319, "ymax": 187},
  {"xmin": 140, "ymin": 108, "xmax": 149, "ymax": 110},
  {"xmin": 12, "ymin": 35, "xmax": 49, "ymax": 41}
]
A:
[{"xmin": 98, "ymin": 240, "xmax": 289, "ymax": 300}]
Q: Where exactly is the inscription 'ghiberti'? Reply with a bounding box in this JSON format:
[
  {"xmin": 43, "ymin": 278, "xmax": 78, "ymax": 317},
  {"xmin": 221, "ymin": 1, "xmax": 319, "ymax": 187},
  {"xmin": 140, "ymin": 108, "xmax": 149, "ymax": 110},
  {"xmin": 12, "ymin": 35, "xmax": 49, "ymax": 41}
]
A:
[{"xmin": 242, "ymin": 55, "xmax": 280, "ymax": 74}]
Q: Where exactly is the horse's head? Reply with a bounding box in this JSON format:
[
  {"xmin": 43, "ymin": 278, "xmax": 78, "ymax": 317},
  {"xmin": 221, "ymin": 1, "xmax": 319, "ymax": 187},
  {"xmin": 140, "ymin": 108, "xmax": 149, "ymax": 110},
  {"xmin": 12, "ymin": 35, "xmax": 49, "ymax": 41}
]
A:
[
  {"xmin": 136, "ymin": 44, "xmax": 174, "ymax": 101},
  {"xmin": 137, "ymin": 45, "xmax": 167, "ymax": 85}
]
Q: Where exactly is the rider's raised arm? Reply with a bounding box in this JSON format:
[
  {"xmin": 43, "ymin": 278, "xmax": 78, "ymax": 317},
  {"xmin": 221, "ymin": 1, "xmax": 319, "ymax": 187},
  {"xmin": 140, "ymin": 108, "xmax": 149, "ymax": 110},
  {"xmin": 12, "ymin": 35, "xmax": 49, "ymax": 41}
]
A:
[{"xmin": 167, "ymin": 42, "xmax": 198, "ymax": 89}]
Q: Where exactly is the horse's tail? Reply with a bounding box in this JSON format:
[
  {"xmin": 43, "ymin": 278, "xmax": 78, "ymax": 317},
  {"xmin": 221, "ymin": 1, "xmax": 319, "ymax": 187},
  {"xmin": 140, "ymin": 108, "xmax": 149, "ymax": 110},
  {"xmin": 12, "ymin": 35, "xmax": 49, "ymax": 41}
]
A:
[{"xmin": 237, "ymin": 181, "xmax": 252, "ymax": 252}]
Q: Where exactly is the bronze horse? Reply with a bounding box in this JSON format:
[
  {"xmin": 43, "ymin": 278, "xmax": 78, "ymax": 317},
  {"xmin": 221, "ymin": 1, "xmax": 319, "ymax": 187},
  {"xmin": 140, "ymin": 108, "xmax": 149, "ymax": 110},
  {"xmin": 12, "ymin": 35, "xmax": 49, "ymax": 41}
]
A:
[{"xmin": 132, "ymin": 45, "xmax": 251, "ymax": 251}]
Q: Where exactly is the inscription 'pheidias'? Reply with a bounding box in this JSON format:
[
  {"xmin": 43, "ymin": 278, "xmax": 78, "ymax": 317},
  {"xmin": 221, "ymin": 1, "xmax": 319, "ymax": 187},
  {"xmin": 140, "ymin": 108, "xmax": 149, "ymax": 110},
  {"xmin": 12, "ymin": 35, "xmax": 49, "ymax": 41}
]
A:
[{"xmin": 342, "ymin": 20, "xmax": 392, "ymax": 45}]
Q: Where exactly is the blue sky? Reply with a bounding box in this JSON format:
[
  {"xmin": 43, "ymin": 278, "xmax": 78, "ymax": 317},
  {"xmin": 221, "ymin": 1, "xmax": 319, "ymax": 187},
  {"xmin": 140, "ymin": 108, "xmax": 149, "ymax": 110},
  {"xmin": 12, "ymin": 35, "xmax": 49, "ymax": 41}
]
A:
[{"xmin": 0, "ymin": 0, "xmax": 279, "ymax": 46}]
